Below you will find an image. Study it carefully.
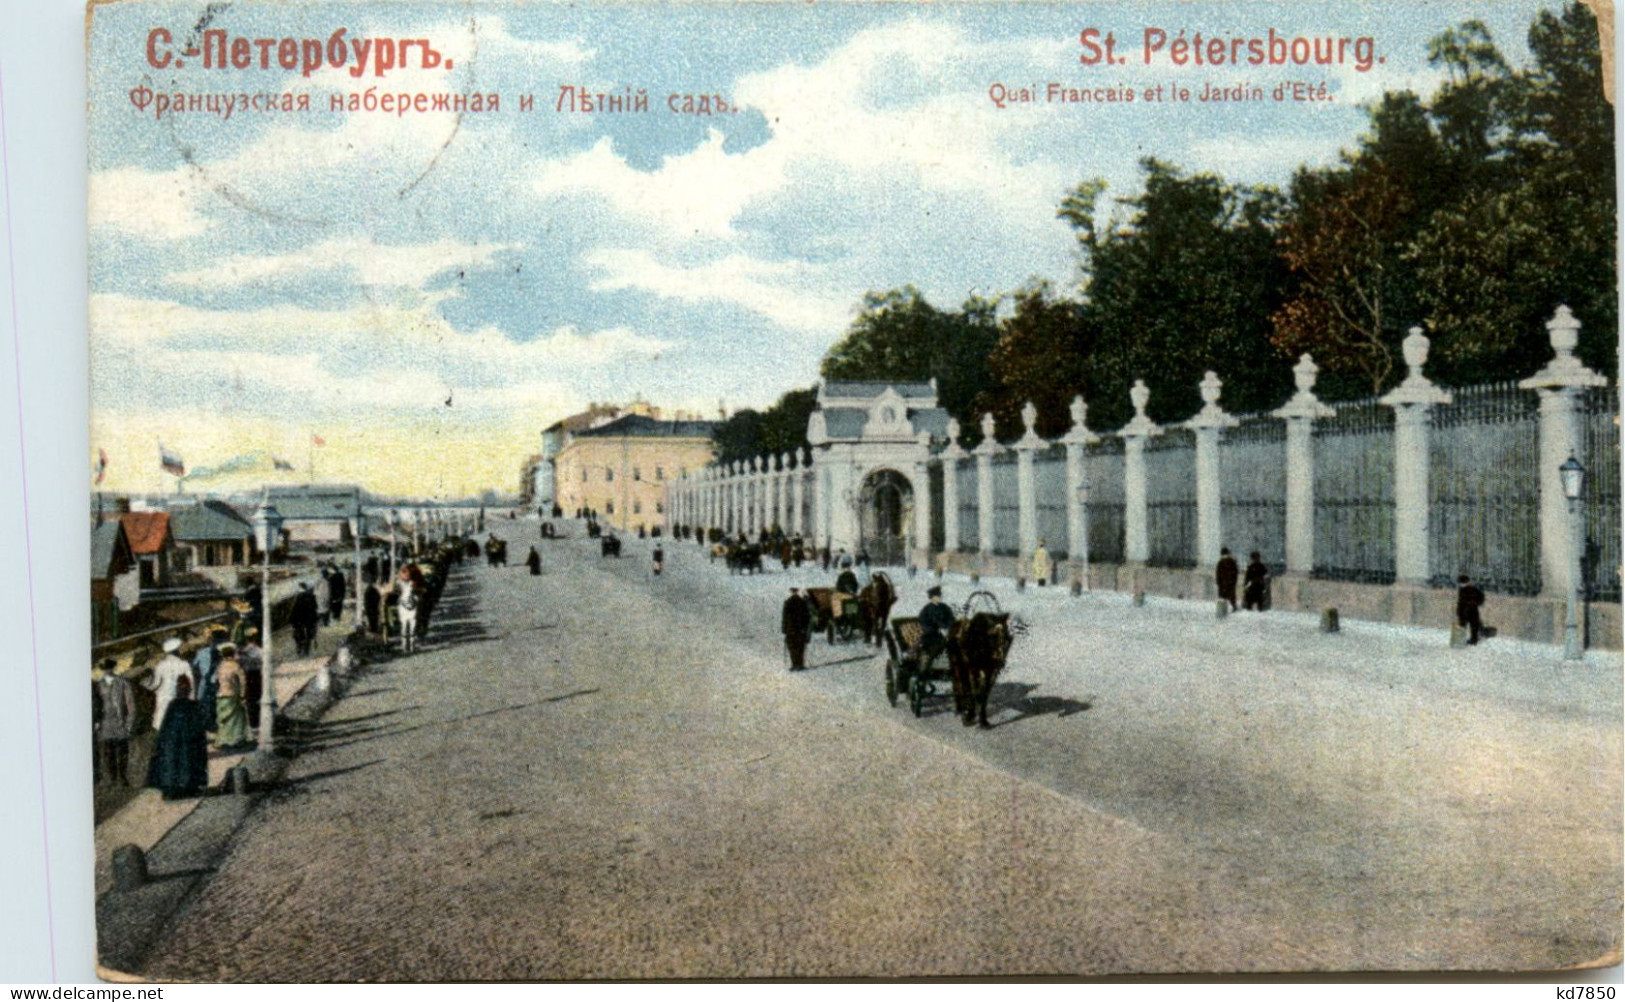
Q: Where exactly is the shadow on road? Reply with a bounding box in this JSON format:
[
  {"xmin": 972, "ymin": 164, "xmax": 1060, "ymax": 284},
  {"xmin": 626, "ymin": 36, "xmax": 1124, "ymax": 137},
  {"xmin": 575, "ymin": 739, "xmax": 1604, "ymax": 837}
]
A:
[{"xmin": 987, "ymin": 682, "xmax": 1092, "ymax": 726}]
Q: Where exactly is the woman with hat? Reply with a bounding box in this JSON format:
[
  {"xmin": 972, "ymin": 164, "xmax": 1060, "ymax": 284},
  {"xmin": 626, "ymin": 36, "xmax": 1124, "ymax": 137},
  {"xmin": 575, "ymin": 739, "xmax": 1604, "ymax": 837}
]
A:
[
  {"xmin": 146, "ymin": 675, "xmax": 209, "ymax": 800},
  {"xmin": 144, "ymin": 637, "xmax": 192, "ymax": 733},
  {"xmin": 214, "ymin": 643, "xmax": 249, "ymax": 751}
]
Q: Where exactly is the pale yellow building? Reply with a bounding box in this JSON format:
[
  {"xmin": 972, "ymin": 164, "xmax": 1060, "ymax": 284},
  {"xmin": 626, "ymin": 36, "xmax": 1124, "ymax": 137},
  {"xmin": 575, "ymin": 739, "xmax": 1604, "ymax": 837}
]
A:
[{"xmin": 552, "ymin": 415, "xmax": 716, "ymax": 533}]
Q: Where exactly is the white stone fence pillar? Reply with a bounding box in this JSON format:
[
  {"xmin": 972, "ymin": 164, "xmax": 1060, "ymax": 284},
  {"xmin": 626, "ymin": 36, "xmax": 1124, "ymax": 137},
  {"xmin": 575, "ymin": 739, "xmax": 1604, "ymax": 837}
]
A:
[
  {"xmin": 1117, "ymin": 380, "xmax": 1164, "ymax": 564},
  {"xmin": 1186, "ymin": 371, "xmax": 1238, "ymax": 568},
  {"xmin": 1274, "ymin": 354, "xmax": 1334, "ymax": 575},
  {"xmin": 1381, "ymin": 328, "xmax": 1452, "ymax": 586},
  {"xmin": 974, "ymin": 413, "xmax": 1001, "ymax": 557}
]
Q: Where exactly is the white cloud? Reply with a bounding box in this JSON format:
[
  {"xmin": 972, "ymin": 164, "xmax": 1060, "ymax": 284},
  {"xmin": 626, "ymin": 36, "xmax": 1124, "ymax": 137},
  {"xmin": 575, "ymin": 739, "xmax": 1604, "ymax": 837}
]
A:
[
  {"xmin": 585, "ymin": 248, "xmax": 850, "ymax": 333},
  {"xmin": 166, "ymin": 237, "xmax": 519, "ymax": 290},
  {"xmin": 89, "ymin": 166, "xmax": 214, "ymax": 240}
]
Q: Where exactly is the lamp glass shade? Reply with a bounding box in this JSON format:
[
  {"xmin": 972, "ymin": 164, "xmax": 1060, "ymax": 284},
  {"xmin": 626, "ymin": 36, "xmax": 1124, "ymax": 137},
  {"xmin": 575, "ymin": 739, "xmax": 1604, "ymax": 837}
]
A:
[
  {"xmin": 252, "ymin": 503, "xmax": 284, "ymax": 553},
  {"xmin": 1560, "ymin": 456, "xmax": 1586, "ymax": 501}
]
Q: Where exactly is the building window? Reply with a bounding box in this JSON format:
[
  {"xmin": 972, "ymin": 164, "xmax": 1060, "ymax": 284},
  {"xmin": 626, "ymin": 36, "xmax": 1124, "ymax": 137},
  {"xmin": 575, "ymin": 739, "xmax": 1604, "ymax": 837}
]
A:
[
  {"xmin": 633, "ymin": 500, "xmax": 642, "ymax": 514},
  {"xmin": 656, "ymin": 502, "xmax": 664, "ymax": 514},
  {"xmin": 633, "ymin": 467, "xmax": 642, "ymax": 481},
  {"xmin": 581, "ymin": 469, "xmax": 588, "ymax": 482},
  {"xmin": 606, "ymin": 468, "xmax": 614, "ymax": 482},
  {"xmin": 606, "ymin": 500, "xmax": 615, "ymax": 514},
  {"xmin": 656, "ymin": 467, "xmax": 665, "ymax": 481}
]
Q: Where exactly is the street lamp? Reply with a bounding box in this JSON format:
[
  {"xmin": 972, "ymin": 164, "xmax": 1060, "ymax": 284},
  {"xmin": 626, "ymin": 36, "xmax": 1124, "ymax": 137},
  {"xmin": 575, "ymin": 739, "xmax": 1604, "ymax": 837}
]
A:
[
  {"xmin": 251, "ymin": 493, "xmax": 284, "ymax": 750},
  {"xmin": 1560, "ymin": 455, "xmax": 1586, "ymax": 660},
  {"xmin": 351, "ymin": 502, "xmax": 365, "ymax": 629}
]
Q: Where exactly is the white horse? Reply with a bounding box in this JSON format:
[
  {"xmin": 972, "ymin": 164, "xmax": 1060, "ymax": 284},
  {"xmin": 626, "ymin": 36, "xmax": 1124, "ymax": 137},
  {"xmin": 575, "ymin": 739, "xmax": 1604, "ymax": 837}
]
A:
[{"xmin": 398, "ymin": 582, "xmax": 420, "ymax": 653}]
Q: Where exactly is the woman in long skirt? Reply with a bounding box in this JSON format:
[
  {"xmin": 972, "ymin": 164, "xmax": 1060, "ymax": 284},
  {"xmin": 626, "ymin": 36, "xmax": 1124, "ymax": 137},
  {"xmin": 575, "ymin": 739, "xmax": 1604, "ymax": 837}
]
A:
[
  {"xmin": 146, "ymin": 675, "xmax": 209, "ymax": 800},
  {"xmin": 526, "ymin": 546, "xmax": 541, "ymax": 576},
  {"xmin": 214, "ymin": 645, "xmax": 249, "ymax": 751}
]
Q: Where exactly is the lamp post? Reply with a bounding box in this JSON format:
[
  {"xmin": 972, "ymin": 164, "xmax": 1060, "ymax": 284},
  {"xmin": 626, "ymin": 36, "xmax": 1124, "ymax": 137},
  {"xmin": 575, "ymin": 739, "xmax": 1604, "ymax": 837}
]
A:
[
  {"xmin": 1560, "ymin": 455, "xmax": 1586, "ymax": 660},
  {"xmin": 351, "ymin": 503, "xmax": 365, "ymax": 629},
  {"xmin": 251, "ymin": 494, "xmax": 284, "ymax": 751}
]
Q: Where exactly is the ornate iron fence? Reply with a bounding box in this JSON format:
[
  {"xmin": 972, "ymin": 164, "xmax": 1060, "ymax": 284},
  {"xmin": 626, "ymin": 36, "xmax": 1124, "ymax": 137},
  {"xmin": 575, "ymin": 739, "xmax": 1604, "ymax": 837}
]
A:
[
  {"xmin": 1583, "ymin": 386, "xmax": 1622, "ymax": 602},
  {"xmin": 1221, "ymin": 413, "xmax": 1287, "ymax": 574},
  {"xmin": 1145, "ymin": 429, "xmax": 1197, "ymax": 568},
  {"xmin": 955, "ymin": 459, "xmax": 978, "ymax": 552},
  {"xmin": 1313, "ymin": 398, "xmax": 1396, "ymax": 584},
  {"xmin": 1085, "ymin": 438, "xmax": 1125, "ymax": 565},
  {"xmin": 991, "ymin": 453, "xmax": 1021, "ymax": 556},
  {"xmin": 1035, "ymin": 446, "xmax": 1070, "ymax": 561},
  {"xmin": 1428, "ymin": 381, "xmax": 1542, "ymax": 596}
]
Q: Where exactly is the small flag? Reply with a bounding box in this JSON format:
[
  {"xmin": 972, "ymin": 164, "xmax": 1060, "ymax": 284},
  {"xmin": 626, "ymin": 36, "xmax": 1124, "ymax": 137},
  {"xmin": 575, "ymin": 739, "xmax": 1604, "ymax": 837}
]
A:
[
  {"xmin": 311, "ymin": 433, "xmax": 326, "ymax": 447},
  {"xmin": 159, "ymin": 443, "xmax": 185, "ymax": 477},
  {"xmin": 272, "ymin": 455, "xmax": 295, "ymax": 471},
  {"xmin": 94, "ymin": 448, "xmax": 108, "ymax": 485}
]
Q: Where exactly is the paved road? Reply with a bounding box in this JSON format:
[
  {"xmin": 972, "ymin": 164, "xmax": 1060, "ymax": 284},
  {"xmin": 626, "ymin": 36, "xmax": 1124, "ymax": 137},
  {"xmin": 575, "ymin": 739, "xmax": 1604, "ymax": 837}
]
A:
[{"xmin": 139, "ymin": 518, "xmax": 1621, "ymax": 979}]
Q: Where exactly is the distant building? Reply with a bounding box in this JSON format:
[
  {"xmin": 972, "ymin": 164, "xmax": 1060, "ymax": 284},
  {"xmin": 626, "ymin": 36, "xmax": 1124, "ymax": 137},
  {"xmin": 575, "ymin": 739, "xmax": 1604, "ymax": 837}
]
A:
[
  {"xmin": 90, "ymin": 519, "xmax": 138, "ymax": 641},
  {"xmin": 168, "ymin": 498, "xmax": 255, "ymax": 569},
  {"xmin": 119, "ymin": 511, "xmax": 176, "ymax": 589},
  {"xmin": 518, "ymin": 453, "xmax": 543, "ymax": 506},
  {"xmin": 552, "ymin": 414, "xmax": 716, "ymax": 533},
  {"xmin": 266, "ymin": 485, "xmax": 364, "ymax": 547}
]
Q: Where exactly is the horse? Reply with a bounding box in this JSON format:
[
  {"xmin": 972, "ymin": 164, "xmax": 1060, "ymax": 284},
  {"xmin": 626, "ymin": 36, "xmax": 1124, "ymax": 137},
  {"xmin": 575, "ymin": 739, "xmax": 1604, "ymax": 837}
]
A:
[
  {"xmin": 947, "ymin": 611, "xmax": 1016, "ymax": 729},
  {"xmin": 858, "ymin": 572, "xmax": 896, "ymax": 647}
]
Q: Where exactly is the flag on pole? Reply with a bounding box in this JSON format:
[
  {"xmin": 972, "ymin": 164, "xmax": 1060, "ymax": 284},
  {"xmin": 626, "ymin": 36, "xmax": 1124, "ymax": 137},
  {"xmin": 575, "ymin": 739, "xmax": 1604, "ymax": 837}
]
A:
[
  {"xmin": 272, "ymin": 455, "xmax": 295, "ymax": 471},
  {"xmin": 94, "ymin": 448, "xmax": 108, "ymax": 485},
  {"xmin": 311, "ymin": 433, "xmax": 326, "ymax": 447},
  {"xmin": 159, "ymin": 443, "xmax": 185, "ymax": 477}
]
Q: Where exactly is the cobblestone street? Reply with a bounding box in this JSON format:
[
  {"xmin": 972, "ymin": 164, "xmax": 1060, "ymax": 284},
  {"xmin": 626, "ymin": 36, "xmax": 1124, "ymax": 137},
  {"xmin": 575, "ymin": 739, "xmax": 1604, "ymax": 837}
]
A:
[{"xmin": 135, "ymin": 518, "xmax": 1621, "ymax": 980}]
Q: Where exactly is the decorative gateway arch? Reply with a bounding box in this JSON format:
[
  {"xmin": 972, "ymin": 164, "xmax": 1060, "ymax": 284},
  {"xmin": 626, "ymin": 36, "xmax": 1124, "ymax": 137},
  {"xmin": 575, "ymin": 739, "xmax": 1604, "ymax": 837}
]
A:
[{"xmin": 806, "ymin": 381, "xmax": 950, "ymax": 566}]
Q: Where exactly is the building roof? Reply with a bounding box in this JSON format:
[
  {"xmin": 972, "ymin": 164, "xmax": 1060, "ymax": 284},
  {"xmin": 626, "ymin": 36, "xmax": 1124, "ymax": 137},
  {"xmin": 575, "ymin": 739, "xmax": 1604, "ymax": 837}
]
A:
[
  {"xmin": 573, "ymin": 414, "xmax": 716, "ymax": 440},
  {"xmin": 120, "ymin": 511, "xmax": 172, "ymax": 555},
  {"xmin": 543, "ymin": 404, "xmax": 623, "ymax": 435},
  {"xmin": 169, "ymin": 499, "xmax": 253, "ymax": 541},
  {"xmin": 91, "ymin": 521, "xmax": 131, "ymax": 577},
  {"xmin": 820, "ymin": 406, "xmax": 951, "ymax": 440},
  {"xmin": 822, "ymin": 381, "xmax": 937, "ymax": 400},
  {"xmin": 266, "ymin": 485, "xmax": 361, "ymax": 521}
]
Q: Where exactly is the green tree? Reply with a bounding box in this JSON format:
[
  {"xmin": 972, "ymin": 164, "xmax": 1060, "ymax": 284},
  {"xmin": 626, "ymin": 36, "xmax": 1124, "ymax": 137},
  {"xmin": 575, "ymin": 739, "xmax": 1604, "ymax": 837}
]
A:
[
  {"xmin": 710, "ymin": 386, "xmax": 819, "ymax": 465},
  {"xmin": 819, "ymin": 287, "xmax": 1000, "ymax": 436},
  {"xmin": 975, "ymin": 282, "xmax": 1093, "ymax": 438}
]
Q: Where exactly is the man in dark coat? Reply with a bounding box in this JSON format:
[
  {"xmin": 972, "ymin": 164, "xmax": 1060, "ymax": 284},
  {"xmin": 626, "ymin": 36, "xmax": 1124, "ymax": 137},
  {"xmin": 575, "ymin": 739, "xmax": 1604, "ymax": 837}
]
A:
[
  {"xmin": 1243, "ymin": 552, "xmax": 1270, "ymax": 612},
  {"xmin": 835, "ymin": 566, "xmax": 860, "ymax": 596},
  {"xmin": 917, "ymin": 586, "xmax": 956, "ymax": 667},
  {"xmin": 290, "ymin": 582, "xmax": 319, "ymax": 656},
  {"xmin": 1456, "ymin": 574, "xmax": 1486, "ymax": 645},
  {"xmin": 782, "ymin": 587, "xmax": 813, "ymax": 670},
  {"xmin": 328, "ymin": 565, "xmax": 347, "ymax": 625},
  {"xmin": 526, "ymin": 546, "xmax": 542, "ymax": 576},
  {"xmin": 1215, "ymin": 547, "xmax": 1239, "ymax": 611}
]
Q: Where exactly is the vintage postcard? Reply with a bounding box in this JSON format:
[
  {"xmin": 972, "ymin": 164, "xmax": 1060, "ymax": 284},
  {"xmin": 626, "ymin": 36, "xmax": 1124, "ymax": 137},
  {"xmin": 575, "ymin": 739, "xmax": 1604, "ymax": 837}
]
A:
[{"xmin": 86, "ymin": 0, "xmax": 1620, "ymax": 980}]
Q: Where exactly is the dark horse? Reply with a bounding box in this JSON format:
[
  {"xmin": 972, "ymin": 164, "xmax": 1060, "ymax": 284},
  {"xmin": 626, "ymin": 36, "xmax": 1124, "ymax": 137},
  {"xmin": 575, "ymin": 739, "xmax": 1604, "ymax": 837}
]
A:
[
  {"xmin": 947, "ymin": 612, "xmax": 1015, "ymax": 729},
  {"xmin": 858, "ymin": 572, "xmax": 896, "ymax": 646}
]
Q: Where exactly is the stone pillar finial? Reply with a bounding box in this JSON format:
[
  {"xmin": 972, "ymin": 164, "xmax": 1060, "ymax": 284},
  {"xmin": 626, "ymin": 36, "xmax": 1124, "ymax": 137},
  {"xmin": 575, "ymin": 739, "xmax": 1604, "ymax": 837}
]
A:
[
  {"xmin": 1070, "ymin": 395, "xmax": 1087, "ymax": 428},
  {"xmin": 1402, "ymin": 326, "xmax": 1429, "ymax": 375},
  {"xmin": 946, "ymin": 418, "xmax": 961, "ymax": 447},
  {"xmin": 1548, "ymin": 305, "xmax": 1580, "ymax": 355},
  {"xmin": 980, "ymin": 412, "xmax": 997, "ymax": 442},
  {"xmin": 1199, "ymin": 371, "xmax": 1222, "ymax": 407},
  {"xmin": 1294, "ymin": 353, "xmax": 1319, "ymax": 393},
  {"xmin": 1130, "ymin": 379, "xmax": 1151, "ymax": 418},
  {"xmin": 1021, "ymin": 401, "xmax": 1037, "ymax": 434}
]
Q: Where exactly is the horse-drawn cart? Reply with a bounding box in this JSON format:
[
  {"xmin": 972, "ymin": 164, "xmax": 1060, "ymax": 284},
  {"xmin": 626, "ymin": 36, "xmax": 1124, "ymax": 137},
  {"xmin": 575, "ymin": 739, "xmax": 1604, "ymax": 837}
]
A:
[
  {"xmin": 883, "ymin": 617, "xmax": 947, "ymax": 717},
  {"xmin": 806, "ymin": 587, "xmax": 863, "ymax": 644},
  {"xmin": 601, "ymin": 535, "xmax": 622, "ymax": 557}
]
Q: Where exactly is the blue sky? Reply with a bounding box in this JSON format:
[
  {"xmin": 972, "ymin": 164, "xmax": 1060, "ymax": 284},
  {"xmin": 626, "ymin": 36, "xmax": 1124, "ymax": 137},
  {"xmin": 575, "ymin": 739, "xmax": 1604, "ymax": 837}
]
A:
[{"xmin": 87, "ymin": 0, "xmax": 1558, "ymax": 494}]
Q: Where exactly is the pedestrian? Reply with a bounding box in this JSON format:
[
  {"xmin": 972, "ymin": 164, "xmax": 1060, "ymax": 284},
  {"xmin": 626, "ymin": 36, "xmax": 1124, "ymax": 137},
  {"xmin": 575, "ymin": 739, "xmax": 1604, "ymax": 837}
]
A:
[
  {"xmin": 526, "ymin": 545, "xmax": 542, "ymax": 576},
  {"xmin": 229, "ymin": 598, "xmax": 253, "ymax": 646},
  {"xmin": 1243, "ymin": 551, "xmax": 1270, "ymax": 611},
  {"xmin": 1032, "ymin": 540, "xmax": 1052, "ymax": 587},
  {"xmin": 145, "ymin": 637, "xmax": 192, "ymax": 732},
  {"xmin": 821, "ymin": 546, "xmax": 831, "ymax": 572},
  {"xmin": 1456, "ymin": 574, "xmax": 1486, "ymax": 645},
  {"xmin": 315, "ymin": 567, "xmax": 332, "ymax": 626},
  {"xmin": 240, "ymin": 630, "xmax": 263, "ymax": 730},
  {"xmin": 782, "ymin": 586, "xmax": 812, "ymax": 671},
  {"xmin": 193, "ymin": 627, "xmax": 227, "ymax": 735},
  {"xmin": 91, "ymin": 677, "xmax": 103, "ymax": 785},
  {"xmin": 1215, "ymin": 548, "xmax": 1239, "ymax": 611},
  {"xmin": 242, "ymin": 581, "xmax": 263, "ymax": 630},
  {"xmin": 363, "ymin": 581, "xmax": 382, "ymax": 634},
  {"xmin": 290, "ymin": 582, "xmax": 319, "ymax": 656},
  {"xmin": 398, "ymin": 574, "xmax": 421, "ymax": 653},
  {"xmin": 328, "ymin": 563, "xmax": 347, "ymax": 624},
  {"xmin": 94, "ymin": 657, "xmax": 137, "ymax": 787},
  {"xmin": 146, "ymin": 675, "xmax": 209, "ymax": 800},
  {"xmin": 652, "ymin": 544, "xmax": 664, "ymax": 577},
  {"xmin": 214, "ymin": 643, "xmax": 250, "ymax": 751}
]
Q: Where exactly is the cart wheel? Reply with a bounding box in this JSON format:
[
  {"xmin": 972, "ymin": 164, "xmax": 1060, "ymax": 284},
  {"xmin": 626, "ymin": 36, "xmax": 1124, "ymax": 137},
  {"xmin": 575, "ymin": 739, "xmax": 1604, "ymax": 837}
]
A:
[
  {"xmin": 885, "ymin": 659, "xmax": 898, "ymax": 706},
  {"xmin": 909, "ymin": 674, "xmax": 924, "ymax": 718}
]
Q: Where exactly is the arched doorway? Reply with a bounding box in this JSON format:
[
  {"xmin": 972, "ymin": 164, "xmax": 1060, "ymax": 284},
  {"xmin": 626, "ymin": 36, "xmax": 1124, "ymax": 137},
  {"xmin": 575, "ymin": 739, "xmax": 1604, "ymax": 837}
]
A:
[{"xmin": 859, "ymin": 469, "xmax": 913, "ymax": 566}]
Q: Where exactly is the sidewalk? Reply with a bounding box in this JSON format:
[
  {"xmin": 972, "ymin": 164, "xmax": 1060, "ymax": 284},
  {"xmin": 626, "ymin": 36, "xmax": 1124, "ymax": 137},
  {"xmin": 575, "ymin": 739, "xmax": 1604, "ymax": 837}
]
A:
[{"xmin": 91, "ymin": 615, "xmax": 352, "ymax": 897}]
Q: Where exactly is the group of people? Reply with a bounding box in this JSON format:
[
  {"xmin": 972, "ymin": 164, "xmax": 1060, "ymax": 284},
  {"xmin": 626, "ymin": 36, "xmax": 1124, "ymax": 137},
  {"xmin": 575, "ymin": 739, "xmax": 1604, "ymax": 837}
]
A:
[
  {"xmin": 781, "ymin": 580, "xmax": 950, "ymax": 672},
  {"xmin": 289, "ymin": 561, "xmax": 348, "ymax": 656},
  {"xmin": 1214, "ymin": 548, "xmax": 1273, "ymax": 612},
  {"xmin": 99, "ymin": 624, "xmax": 268, "ymax": 799}
]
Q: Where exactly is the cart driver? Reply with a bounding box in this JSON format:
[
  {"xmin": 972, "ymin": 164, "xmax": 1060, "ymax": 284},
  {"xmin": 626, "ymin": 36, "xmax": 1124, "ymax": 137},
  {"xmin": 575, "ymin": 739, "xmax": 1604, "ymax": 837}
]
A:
[{"xmin": 916, "ymin": 585, "xmax": 955, "ymax": 668}]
